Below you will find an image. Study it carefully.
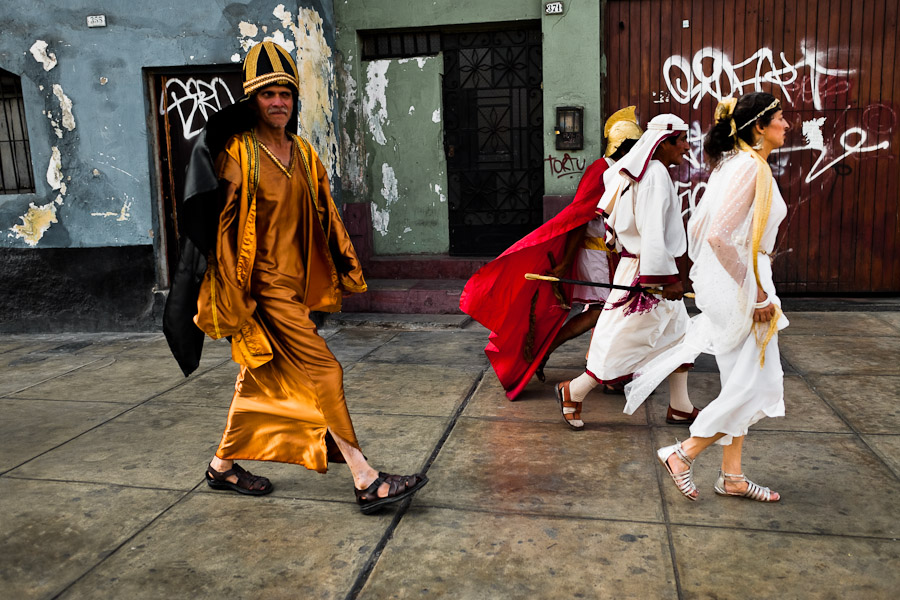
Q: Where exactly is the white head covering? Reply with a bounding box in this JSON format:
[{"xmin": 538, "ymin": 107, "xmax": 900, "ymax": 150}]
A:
[
  {"xmin": 611, "ymin": 113, "xmax": 688, "ymax": 183},
  {"xmin": 596, "ymin": 114, "xmax": 688, "ymax": 216}
]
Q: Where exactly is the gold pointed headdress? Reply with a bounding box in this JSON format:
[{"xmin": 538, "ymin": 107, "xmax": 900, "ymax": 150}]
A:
[
  {"xmin": 242, "ymin": 41, "xmax": 299, "ymax": 96},
  {"xmin": 604, "ymin": 106, "xmax": 643, "ymax": 157}
]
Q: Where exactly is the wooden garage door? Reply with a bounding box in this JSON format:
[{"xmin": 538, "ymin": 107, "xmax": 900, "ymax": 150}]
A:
[{"xmin": 605, "ymin": 0, "xmax": 900, "ymax": 293}]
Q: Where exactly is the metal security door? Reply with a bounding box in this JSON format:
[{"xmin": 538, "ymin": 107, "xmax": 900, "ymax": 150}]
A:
[
  {"xmin": 151, "ymin": 68, "xmax": 241, "ymax": 286},
  {"xmin": 443, "ymin": 27, "xmax": 544, "ymax": 256}
]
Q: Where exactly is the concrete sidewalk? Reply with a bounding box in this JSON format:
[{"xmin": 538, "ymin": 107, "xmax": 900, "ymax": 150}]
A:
[{"xmin": 2, "ymin": 311, "xmax": 899, "ymax": 599}]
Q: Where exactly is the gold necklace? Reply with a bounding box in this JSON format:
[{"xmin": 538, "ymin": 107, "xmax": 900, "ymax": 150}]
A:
[{"xmin": 257, "ymin": 138, "xmax": 294, "ymax": 178}]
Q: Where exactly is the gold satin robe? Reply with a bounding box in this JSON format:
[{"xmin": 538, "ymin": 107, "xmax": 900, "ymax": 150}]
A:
[{"xmin": 194, "ymin": 131, "xmax": 367, "ymax": 473}]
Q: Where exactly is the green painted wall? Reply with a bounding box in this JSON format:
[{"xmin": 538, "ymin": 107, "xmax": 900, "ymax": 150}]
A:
[
  {"xmin": 335, "ymin": 0, "xmax": 604, "ymax": 255},
  {"xmin": 542, "ymin": 0, "xmax": 605, "ymax": 194},
  {"xmin": 364, "ymin": 56, "xmax": 449, "ymax": 254}
]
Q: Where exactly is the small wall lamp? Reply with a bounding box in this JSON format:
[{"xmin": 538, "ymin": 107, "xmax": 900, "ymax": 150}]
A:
[{"xmin": 555, "ymin": 106, "xmax": 584, "ymax": 150}]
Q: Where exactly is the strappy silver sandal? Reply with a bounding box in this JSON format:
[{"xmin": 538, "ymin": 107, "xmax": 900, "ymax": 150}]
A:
[
  {"xmin": 714, "ymin": 470, "xmax": 780, "ymax": 502},
  {"xmin": 657, "ymin": 441, "xmax": 698, "ymax": 501}
]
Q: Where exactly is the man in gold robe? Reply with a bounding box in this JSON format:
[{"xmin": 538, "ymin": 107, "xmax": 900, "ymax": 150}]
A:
[{"xmin": 179, "ymin": 41, "xmax": 426, "ymax": 514}]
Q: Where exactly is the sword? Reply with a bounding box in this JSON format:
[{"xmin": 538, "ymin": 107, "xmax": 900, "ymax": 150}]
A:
[{"xmin": 524, "ymin": 273, "xmax": 695, "ymax": 298}]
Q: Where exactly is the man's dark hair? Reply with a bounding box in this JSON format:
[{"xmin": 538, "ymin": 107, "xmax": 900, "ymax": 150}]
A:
[{"xmin": 610, "ymin": 138, "xmax": 638, "ymax": 160}]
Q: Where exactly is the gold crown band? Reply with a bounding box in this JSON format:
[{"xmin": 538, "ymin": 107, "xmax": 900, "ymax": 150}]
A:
[{"xmin": 243, "ymin": 72, "xmax": 299, "ymax": 95}]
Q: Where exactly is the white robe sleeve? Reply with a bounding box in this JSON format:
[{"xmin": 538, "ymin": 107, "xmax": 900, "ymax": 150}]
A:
[{"xmin": 635, "ymin": 169, "xmax": 680, "ymax": 285}]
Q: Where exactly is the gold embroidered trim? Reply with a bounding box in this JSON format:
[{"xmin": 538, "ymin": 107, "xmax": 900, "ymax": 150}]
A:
[
  {"xmin": 244, "ymin": 72, "xmax": 299, "ymax": 95},
  {"xmin": 258, "ymin": 140, "xmax": 294, "ymax": 178}
]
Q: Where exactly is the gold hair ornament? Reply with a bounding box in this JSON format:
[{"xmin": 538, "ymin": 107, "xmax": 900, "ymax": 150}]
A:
[
  {"xmin": 715, "ymin": 97, "xmax": 738, "ymax": 140},
  {"xmin": 737, "ymin": 99, "xmax": 781, "ymax": 131}
]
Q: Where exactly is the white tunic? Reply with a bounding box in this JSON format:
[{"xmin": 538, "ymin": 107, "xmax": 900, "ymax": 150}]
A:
[
  {"xmin": 584, "ymin": 160, "xmax": 689, "ymax": 383},
  {"xmin": 624, "ymin": 151, "xmax": 789, "ymax": 444}
]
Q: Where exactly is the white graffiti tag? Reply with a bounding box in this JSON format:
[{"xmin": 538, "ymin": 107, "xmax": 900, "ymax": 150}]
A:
[
  {"xmin": 160, "ymin": 77, "xmax": 236, "ymax": 140},
  {"xmin": 664, "ymin": 42, "xmax": 852, "ymax": 110},
  {"xmin": 772, "ymin": 113, "xmax": 891, "ymax": 183}
]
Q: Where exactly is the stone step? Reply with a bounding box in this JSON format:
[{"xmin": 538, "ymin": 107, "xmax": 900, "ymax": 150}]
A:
[{"xmin": 342, "ymin": 279, "xmax": 466, "ymax": 314}]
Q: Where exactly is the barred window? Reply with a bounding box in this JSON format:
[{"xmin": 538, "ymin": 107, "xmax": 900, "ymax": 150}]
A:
[
  {"xmin": 0, "ymin": 69, "xmax": 35, "ymax": 194},
  {"xmin": 360, "ymin": 30, "xmax": 441, "ymax": 60}
]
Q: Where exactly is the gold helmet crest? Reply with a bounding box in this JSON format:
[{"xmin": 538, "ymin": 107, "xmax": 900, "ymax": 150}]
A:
[{"xmin": 604, "ymin": 106, "xmax": 643, "ymax": 157}]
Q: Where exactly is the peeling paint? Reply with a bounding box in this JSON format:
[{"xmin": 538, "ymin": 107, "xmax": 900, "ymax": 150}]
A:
[
  {"xmin": 231, "ymin": 53, "xmax": 241, "ymax": 63},
  {"xmin": 46, "ymin": 147, "xmax": 63, "ymax": 191},
  {"xmin": 403, "ymin": 227, "xmax": 412, "ymax": 233},
  {"xmin": 381, "ymin": 163, "xmax": 398, "ymax": 205},
  {"xmin": 273, "ymin": 4, "xmax": 293, "ymax": 28},
  {"xmin": 372, "ymin": 204, "xmax": 390, "ymax": 236},
  {"xmin": 397, "ymin": 57, "xmax": 430, "ymax": 69},
  {"xmin": 268, "ymin": 29, "xmax": 295, "ymax": 53},
  {"xmin": 408, "ymin": 106, "xmax": 415, "ymax": 115},
  {"xmin": 47, "ymin": 113, "xmax": 62, "ymax": 138},
  {"xmin": 294, "ymin": 7, "xmax": 338, "ymax": 178},
  {"xmin": 433, "ymin": 183, "xmax": 447, "ymax": 203},
  {"xmin": 432, "ymin": 108, "xmax": 441, "ymax": 123},
  {"xmin": 29, "ymin": 40, "xmax": 57, "ymax": 71},
  {"xmin": 239, "ymin": 21, "xmax": 259, "ymax": 38},
  {"xmin": 52, "ymin": 84, "xmax": 75, "ymax": 131},
  {"xmin": 9, "ymin": 202, "xmax": 58, "ymax": 246},
  {"xmin": 364, "ymin": 60, "xmax": 390, "ymax": 145}
]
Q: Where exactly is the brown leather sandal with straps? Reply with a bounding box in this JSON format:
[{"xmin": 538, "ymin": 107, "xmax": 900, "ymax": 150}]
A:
[
  {"xmin": 205, "ymin": 462, "xmax": 274, "ymax": 496},
  {"xmin": 355, "ymin": 472, "xmax": 428, "ymax": 515},
  {"xmin": 555, "ymin": 380, "xmax": 584, "ymax": 430}
]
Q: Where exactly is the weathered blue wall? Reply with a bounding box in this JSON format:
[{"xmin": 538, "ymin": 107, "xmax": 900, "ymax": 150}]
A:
[
  {"xmin": 0, "ymin": 0, "xmax": 338, "ymax": 331},
  {"xmin": 0, "ymin": 0, "xmax": 338, "ymax": 250}
]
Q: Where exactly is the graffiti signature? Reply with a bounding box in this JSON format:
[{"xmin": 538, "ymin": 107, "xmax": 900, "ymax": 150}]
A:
[
  {"xmin": 545, "ymin": 153, "xmax": 586, "ymax": 179},
  {"xmin": 664, "ymin": 42, "xmax": 853, "ymax": 111},
  {"xmin": 159, "ymin": 77, "xmax": 236, "ymax": 140}
]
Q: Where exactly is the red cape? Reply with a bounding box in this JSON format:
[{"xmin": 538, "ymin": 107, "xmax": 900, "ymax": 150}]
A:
[{"xmin": 460, "ymin": 158, "xmax": 612, "ymax": 399}]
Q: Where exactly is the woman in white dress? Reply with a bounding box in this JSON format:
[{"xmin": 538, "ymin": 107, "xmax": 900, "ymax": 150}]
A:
[{"xmin": 623, "ymin": 92, "xmax": 790, "ymax": 502}]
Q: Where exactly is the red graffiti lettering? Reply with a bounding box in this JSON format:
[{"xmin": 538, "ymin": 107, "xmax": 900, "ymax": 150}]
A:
[{"xmin": 545, "ymin": 153, "xmax": 587, "ymax": 179}]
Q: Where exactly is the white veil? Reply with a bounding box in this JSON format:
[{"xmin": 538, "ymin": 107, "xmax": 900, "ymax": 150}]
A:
[{"xmin": 623, "ymin": 151, "xmax": 762, "ymax": 414}]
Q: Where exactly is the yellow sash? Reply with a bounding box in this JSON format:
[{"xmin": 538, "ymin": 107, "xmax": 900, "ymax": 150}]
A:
[{"xmin": 737, "ymin": 139, "xmax": 781, "ymax": 366}]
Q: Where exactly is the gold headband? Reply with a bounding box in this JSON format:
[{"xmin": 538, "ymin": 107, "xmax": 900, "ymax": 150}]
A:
[{"xmin": 737, "ymin": 99, "xmax": 781, "ymax": 131}]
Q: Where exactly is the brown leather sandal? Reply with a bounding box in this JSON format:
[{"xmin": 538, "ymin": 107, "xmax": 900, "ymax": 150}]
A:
[
  {"xmin": 205, "ymin": 462, "xmax": 274, "ymax": 496},
  {"xmin": 355, "ymin": 472, "xmax": 428, "ymax": 515},
  {"xmin": 666, "ymin": 406, "xmax": 701, "ymax": 425},
  {"xmin": 555, "ymin": 380, "xmax": 584, "ymax": 430}
]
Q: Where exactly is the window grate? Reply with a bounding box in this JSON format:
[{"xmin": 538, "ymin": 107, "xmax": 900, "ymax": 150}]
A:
[
  {"xmin": 360, "ymin": 31, "xmax": 441, "ymax": 60},
  {"xmin": 0, "ymin": 68, "xmax": 35, "ymax": 194}
]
